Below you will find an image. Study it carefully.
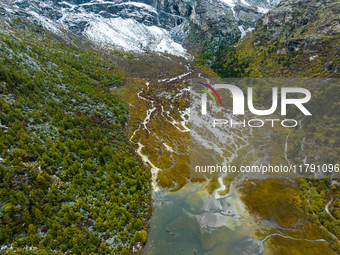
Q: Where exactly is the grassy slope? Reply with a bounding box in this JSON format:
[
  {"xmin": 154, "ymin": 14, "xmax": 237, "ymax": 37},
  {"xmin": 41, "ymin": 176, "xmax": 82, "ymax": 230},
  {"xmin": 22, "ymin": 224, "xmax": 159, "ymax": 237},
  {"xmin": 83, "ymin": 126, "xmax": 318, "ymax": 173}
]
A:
[{"xmin": 0, "ymin": 15, "xmax": 152, "ymax": 255}]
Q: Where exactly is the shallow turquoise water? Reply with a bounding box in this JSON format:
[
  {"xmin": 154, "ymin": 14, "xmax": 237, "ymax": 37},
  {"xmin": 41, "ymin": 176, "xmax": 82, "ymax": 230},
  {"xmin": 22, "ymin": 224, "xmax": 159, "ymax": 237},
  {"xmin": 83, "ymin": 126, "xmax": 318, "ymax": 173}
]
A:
[{"xmin": 142, "ymin": 182, "xmax": 261, "ymax": 255}]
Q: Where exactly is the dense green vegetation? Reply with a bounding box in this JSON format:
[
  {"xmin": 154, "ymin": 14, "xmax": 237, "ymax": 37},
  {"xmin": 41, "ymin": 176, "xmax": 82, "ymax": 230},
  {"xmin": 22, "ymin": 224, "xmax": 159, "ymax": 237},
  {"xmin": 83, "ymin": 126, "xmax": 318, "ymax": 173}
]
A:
[
  {"xmin": 300, "ymin": 178, "xmax": 340, "ymax": 251},
  {"xmin": 0, "ymin": 15, "xmax": 151, "ymax": 254}
]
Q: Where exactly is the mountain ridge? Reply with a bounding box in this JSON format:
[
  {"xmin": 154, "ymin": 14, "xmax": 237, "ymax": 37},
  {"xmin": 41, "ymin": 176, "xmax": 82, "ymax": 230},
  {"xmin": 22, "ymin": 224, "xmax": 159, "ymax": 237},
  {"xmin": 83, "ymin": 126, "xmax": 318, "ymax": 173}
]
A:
[{"xmin": 1, "ymin": 0, "xmax": 280, "ymax": 56}]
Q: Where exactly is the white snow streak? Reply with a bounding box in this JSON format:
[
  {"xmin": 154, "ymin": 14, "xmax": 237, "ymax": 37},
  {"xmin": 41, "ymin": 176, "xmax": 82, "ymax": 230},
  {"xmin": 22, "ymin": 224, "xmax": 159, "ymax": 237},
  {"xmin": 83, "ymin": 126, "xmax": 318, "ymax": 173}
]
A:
[{"xmin": 84, "ymin": 16, "xmax": 187, "ymax": 57}]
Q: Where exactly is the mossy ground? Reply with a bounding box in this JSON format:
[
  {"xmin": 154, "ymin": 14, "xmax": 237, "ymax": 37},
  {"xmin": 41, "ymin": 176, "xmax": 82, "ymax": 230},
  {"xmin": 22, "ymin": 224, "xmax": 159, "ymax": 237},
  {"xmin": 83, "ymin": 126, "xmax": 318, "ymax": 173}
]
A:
[
  {"xmin": 264, "ymin": 235, "xmax": 337, "ymax": 255},
  {"xmin": 239, "ymin": 178, "xmax": 304, "ymax": 228},
  {"xmin": 238, "ymin": 178, "xmax": 337, "ymax": 254}
]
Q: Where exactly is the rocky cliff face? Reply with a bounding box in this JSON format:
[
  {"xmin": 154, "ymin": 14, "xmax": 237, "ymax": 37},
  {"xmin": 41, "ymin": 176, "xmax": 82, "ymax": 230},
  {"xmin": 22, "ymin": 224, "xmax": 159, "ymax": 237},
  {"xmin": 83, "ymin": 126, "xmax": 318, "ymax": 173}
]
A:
[
  {"xmin": 252, "ymin": 0, "xmax": 340, "ymax": 75},
  {"xmin": 255, "ymin": 0, "xmax": 340, "ymax": 54},
  {"xmin": 186, "ymin": 0, "xmax": 279, "ymax": 50},
  {"xmin": 0, "ymin": 0, "xmax": 280, "ymax": 56}
]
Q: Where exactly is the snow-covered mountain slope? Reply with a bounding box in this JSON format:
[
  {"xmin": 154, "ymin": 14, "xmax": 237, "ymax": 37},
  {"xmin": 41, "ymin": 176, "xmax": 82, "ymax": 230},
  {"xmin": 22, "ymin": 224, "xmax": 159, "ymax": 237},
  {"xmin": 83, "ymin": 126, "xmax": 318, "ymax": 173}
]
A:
[
  {"xmin": 0, "ymin": 0, "xmax": 280, "ymax": 56},
  {"xmin": 85, "ymin": 16, "xmax": 187, "ymax": 56}
]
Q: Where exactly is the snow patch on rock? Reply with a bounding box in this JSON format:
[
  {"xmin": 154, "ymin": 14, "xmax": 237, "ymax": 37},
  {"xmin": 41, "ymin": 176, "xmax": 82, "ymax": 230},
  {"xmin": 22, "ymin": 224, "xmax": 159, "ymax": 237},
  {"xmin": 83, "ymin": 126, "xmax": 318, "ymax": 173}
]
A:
[{"xmin": 85, "ymin": 16, "xmax": 188, "ymax": 57}]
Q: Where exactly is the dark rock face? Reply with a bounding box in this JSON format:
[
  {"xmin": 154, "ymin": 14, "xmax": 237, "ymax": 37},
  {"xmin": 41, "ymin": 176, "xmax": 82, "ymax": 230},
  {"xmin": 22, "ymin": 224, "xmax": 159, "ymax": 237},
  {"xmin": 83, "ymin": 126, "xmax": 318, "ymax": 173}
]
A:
[
  {"xmin": 65, "ymin": 20, "xmax": 90, "ymax": 35},
  {"xmin": 259, "ymin": 0, "xmax": 340, "ymax": 40},
  {"xmin": 255, "ymin": 0, "xmax": 340, "ymax": 57},
  {"xmin": 14, "ymin": 0, "xmax": 188, "ymax": 31},
  {"xmin": 169, "ymin": 0, "xmax": 278, "ymax": 50},
  {"xmin": 276, "ymin": 35, "xmax": 323, "ymax": 55},
  {"xmin": 80, "ymin": 3, "xmax": 161, "ymax": 27}
]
